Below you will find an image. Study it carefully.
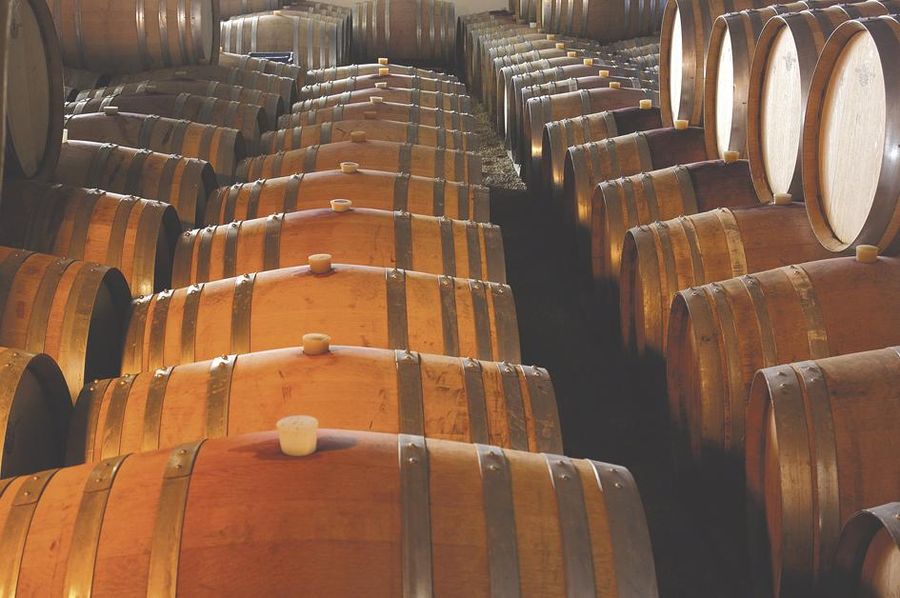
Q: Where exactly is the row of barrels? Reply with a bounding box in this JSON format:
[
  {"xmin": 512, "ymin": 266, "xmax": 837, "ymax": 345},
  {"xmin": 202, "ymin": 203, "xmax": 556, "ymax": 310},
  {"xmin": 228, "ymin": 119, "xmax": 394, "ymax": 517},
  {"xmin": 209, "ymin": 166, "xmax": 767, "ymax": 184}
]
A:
[{"xmin": 509, "ymin": 0, "xmax": 664, "ymax": 41}]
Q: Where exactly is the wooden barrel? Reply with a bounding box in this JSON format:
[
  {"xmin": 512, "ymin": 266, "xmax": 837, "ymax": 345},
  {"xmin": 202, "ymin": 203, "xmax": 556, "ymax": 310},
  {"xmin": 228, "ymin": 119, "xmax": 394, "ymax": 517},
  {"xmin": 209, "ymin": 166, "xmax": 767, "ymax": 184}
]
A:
[
  {"xmin": 52, "ymin": 141, "xmax": 217, "ymax": 230},
  {"xmin": 746, "ymin": 1, "xmax": 897, "ymax": 203},
  {"xmin": 217, "ymin": 51, "xmax": 305, "ymax": 86},
  {"xmin": 218, "ymin": 0, "xmax": 279, "ymax": 19},
  {"xmin": 563, "ymin": 126, "xmax": 708, "ymax": 245},
  {"xmin": 483, "ymin": 37, "xmax": 561, "ymax": 114},
  {"xmin": 0, "ymin": 428, "xmax": 657, "ymax": 597},
  {"xmin": 3, "ymin": 0, "xmax": 65, "ymax": 180},
  {"xmin": 63, "ymin": 112, "xmax": 245, "ymax": 186},
  {"xmin": 563, "ymin": 0, "xmax": 661, "ymax": 43},
  {"xmin": 49, "ymin": 0, "xmax": 219, "ymax": 74},
  {"xmin": 172, "ymin": 207, "xmax": 505, "ymax": 287},
  {"xmin": 0, "ymin": 346, "xmax": 70, "ymax": 478},
  {"xmin": 205, "ymin": 169, "xmax": 490, "ymax": 224},
  {"xmin": 470, "ymin": 25, "xmax": 539, "ymax": 89},
  {"xmin": 62, "ymin": 67, "xmax": 109, "ymax": 101},
  {"xmin": 220, "ymin": 12, "xmax": 344, "ymax": 69},
  {"xmin": 746, "ymin": 348, "xmax": 900, "ymax": 597},
  {"xmin": 236, "ymin": 138, "xmax": 482, "ymax": 184},
  {"xmin": 592, "ymin": 158, "xmax": 758, "ymax": 301},
  {"xmin": 122, "ymin": 263, "xmax": 520, "ymax": 373},
  {"xmin": 279, "ymin": 100, "xmax": 475, "ymax": 131},
  {"xmin": 70, "ymin": 345, "xmax": 558, "ymax": 463},
  {"xmin": 620, "ymin": 203, "xmax": 833, "ymax": 356},
  {"xmin": 667, "ymin": 255, "xmax": 900, "ymax": 471},
  {"xmin": 0, "ymin": 247, "xmax": 130, "ymax": 400},
  {"xmin": 293, "ymin": 87, "xmax": 471, "ymax": 113},
  {"xmin": 352, "ymin": 0, "xmax": 456, "ymax": 64},
  {"xmin": 0, "ymin": 180, "xmax": 182, "ymax": 297},
  {"xmin": 259, "ymin": 119, "xmax": 475, "ymax": 154},
  {"xmin": 542, "ymin": 105, "xmax": 662, "ymax": 205},
  {"xmin": 659, "ymin": 0, "xmax": 787, "ymax": 128},
  {"xmin": 305, "ymin": 62, "xmax": 458, "ymax": 84},
  {"xmin": 65, "ymin": 94, "xmax": 266, "ymax": 150},
  {"xmin": 802, "ymin": 14, "xmax": 900, "ymax": 253},
  {"xmin": 76, "ymin": 80, "xmax": 284, "ymax": 127},
  {"xmin": 106, "ymin": 65, "xmax": 296, "ymax": 106},
  {"xmin": 828, "ymin": 502, "xmax": 900, "ymax": 598},
  {"xmin": 301, "ymin": 73, "xmax": 467, "ymax": 100},
  {"xmin": 525, "ymin": 86, "xmax": 656, "ymax": 188}
]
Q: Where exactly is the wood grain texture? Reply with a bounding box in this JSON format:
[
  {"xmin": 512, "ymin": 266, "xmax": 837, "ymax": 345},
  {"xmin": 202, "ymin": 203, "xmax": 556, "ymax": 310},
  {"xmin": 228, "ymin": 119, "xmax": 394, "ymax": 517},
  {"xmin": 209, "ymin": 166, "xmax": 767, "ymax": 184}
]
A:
[
  {"xmin": 301, "ymin": 72, "xmax": 467, "ymax": 101},
  {"xmin": 304, "ymin": 63, "xmax": 458, "ymax": 85},
  {"xmin": 220, "ymin": 12, "xmax": 346, "ymax": 69},
  {"xmin": 352, "ymin": 0, "xmax": 456, "ymax": 63},
  {"xmin": 278, "ymin": 99, "xmax": 475, "ymax": 131},
  {"xmin": 217, "ymin": 52, "xmax": 304, "ymax": 87},
  {"xmin": 293, "ymin": 86, "xmax": 471, "ymax": 113}
]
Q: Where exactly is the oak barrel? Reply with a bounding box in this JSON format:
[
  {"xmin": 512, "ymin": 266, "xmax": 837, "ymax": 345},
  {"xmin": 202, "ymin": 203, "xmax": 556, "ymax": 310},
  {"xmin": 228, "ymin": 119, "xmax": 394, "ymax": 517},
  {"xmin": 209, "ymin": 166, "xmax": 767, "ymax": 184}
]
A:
[
  {"xmin": 236, "ymin": 138, "xmax": 482, "ymax": 185},
  {"xmin": 48, "ymin": 0, "xmax": 219, "ymax": 74},
  {"xmin": 620, "ymin": 202, "xmax": 832, "ymax": 355},
  {"xmin": 217, "ymin": 51, "xmax": 305, "ymax": 86},
  {"xmin": 205, "ymin": 169, "xmax": 490, "ymax": 224},
  {"xmin": 0, "ymin": 247, "xmax": 130, "ymax": 400},
  {"xmin": 0, "ymin": 347, "xmax": 70, "ymax": 478},
  {"xmin": 258, "ymin": 119, "xmax": 475, "ymax": 154},
  {"xmin": 0, "ymin": 180, "xmax": 182, "ymax": 297},
  {"xmin": 69, "ymin": 345, "xmax": 559, "ymax": 463},
  {"xmin": 292, "ymin": 87, "xmax": 471, "ymax": 113},
  {"xmin": 352, "ymin": 0, "xmax": 456, "ymax": 64},
  {"xmin": 746, "ymin": 348, "xmax": 900, "ymax": 597},
  {"xmin": 218, "ymin": 0, "xmax": 279, "ymax": 19},
  {"xmin": 554, "ymin": 0, "xmax": 661, "ymax": 42},
  {"xmin": 279, "ymin": 100, "xmax": 475, "ymax": 131},
  {"xmin": 828, "ymin": 502, "xmax": 900, "ymax": 598},
  {"xmin": 220, "ymin": 12, "xmax": 345, "ymax": 69},
  {"xmin": 0, "ymin": 429, "xmax": 657, "ymax": 596},
  {"xmin": 301, "ymin": 73, "xmax": 467, "ymax": 100},
  {"xmin": 63, "ymin": 112, "xmax": 245, "ymax": 186},
  {"xmin": 305, "ymin": 62, "xmax": 457, "ymax": 84},
  {"xmin": 172, "ymin": 207, "xmax": 505, "ymax": 287},
  {"xmin": 802, "ymin": 14, "xmax": 900, "ymax": 253},
  {"xmin": 52, "ymin": 141, "xmax": 217, "ymax": 230},
  {"xmin": 62, "ymin": 67, "xmax": 109, "ymax": 102}
]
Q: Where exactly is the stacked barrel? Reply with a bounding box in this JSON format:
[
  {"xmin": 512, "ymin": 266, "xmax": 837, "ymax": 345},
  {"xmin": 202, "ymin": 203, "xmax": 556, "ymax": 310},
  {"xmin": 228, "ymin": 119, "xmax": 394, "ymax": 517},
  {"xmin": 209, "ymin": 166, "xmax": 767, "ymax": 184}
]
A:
[{"xmin": 0, "ymin": 1, "xmax": 662, "ymax": 594}]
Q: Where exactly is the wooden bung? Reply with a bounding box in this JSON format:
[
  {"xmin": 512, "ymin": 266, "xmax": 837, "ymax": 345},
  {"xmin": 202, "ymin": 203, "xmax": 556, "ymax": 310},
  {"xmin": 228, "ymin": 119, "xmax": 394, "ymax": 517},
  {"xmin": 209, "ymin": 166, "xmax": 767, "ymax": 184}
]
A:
[
  {"xmin": 340, "ymin": 161, "xmax": 358, "ymax": 173},
  {"xmin": 856, "ymin": 245, "xmax": 879, "ymax": 264},
  {"xmin": 723, "ymin": 150, "xmax": 740, "ymax": 164},
  {"xmin": 374, "ymin": 81, "xmax": 388, "ymax": 89},
  {"xmin": 378, "ymin": 67, "xmax": 390, "ymax": 77},
  {"xmin": 350, "ymin": 130, "xmax": 367, "ymax": 142},
  {"xmin": 301, "ymin": 333, "xmax": 331, "ymax": 355},
  {"xmin": 599, "ymin": 69, "xmax": 610, "ymax": 77},
  {"xmin": 308, "ymin": 253, "xmax": 333, "ymax": 274},
  {"xmin": 330, "ymin": 198, "xmax": 352, "ymax": 212},
  {"xmin": 609, "ymin": 81, "xmax": 621, "ymax": 89},
  {"xmin": 277, "ymin": 415, "xmax": 318, "ymax": 456},
  {"xmin": 555, "ymin": 42, "xmax": 565, "ymax": 49},
  {"xmin": 378, "ymin": 57, "xmax": 389, "ymax": 64}
]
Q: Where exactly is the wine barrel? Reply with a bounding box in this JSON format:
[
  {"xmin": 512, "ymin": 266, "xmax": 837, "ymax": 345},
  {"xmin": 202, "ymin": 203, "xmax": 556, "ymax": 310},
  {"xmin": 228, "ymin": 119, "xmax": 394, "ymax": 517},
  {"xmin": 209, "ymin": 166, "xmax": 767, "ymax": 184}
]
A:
[
  {"xmin": 172, "ymin": 207, "xmax": 505, "ymax": 287},
  {"xmin": 352, "ymin": 0, "xmax": 456, "ymax": 64},
  {"xmin": 667, "ymin": 254, "xmax": 900, "ymax": 470},
  {"xmin": 217, "ymin": 51, "xmax": 305, "ymax": 86},
  {"xmin": 62, "ymin": 67, "xmax": 109, "ymax": 101},
  {"xmin": 279, "ymin": 100, "xmax": 475, "ymax": 131},
  {"xmin": 0, "ymin": 346, "xmax": 70, "ymax": 478},
  {"xmin": 0, "ymin": 429, "xmax": 657, "ymax": 597},
  {"xmin": 64, "ymin": 112, "xmax": 245, "ymax": 186},
  {"xmin": 542, "ymin": 105, "xmax": 662, "ymax": 204},
  {"xmin": 559, "ymin": 0, "xmax": 661, "ymax": 43},
  {"xmin": 122, "ymin": 262, "xmax": 520, "ymax": 373},
  {"xmin": 802, "ymin": 14, "xmax": 900, "ymax": 253},
  {"xmin": 301, "ymin": 73, "xmax": 467, "ymax": 100},
  {"xmin": 259, "ymin": 119, "xmax": 475, "ymax": 154},
  {"xmin": 525, "ymin": 86, "xmax": 656, "ymax": 188},
  {"xmin": 746, "ymin": 1, "xmax": 897, "ymax": 203},
  {"xmin": 660, "ymin": 0, "xmax": 787, "ymax": 128},
  {"xmin": 620, "ymin": 202, "xmax": 833, "ymax": 356},
  {"xmin": 0, "ymin": 247, "xmax": 130, "ymax": 400},
  {"xmin": 293, "ymin": 87, "xmax": 471, "ymax": 113},
  {"xmin": 218, "ymin": 0, "xmax": 279, "ymax": 19},
  {"xmin": 106, "ymin": 65, "xmax": 296, "ymax": 106},
  {"xmin": 205, "ymin": 169, "xmax": 490, "ymax": 224},
  {"xmin": 52, "ymin": 141, "xmax": 217, "ymax": 230},
  {"xmin": 76, "ymin": 80, "xmax": 284, "ymax": 127},
  {"xmin": 3, "ymin": 0, "xmax": 65, "ymax": 180},
  {"xmin": 220, "ymin": 12, "xmax": 344, "ymax": 69},
  {"xmin": 483, "ymin": 37, "xmax": 561, "ymax": 114},
  {"xmin": 236, "ymin": 138, "xmax": 482, "ymax": 185},
  {"xmin": 48, "ymin": 0, "xmax": 219, "ymax": 74},
  {"xmin": 746, "ymin": 348, "xmax": 900, "ymax": 597},
  {"xmin": 305, "ymin": 62, "xmax": 458, "ymax": 84},
  {"xmin": 828, "ymin": 502, "xmax": 900, "ymax": 598},
  {"xmin": 563, "ymin": 126, "xmax": 708, "ymax": 246},
  {"xmin": 490, "ymin": 44, "xmax": 570, "ymax": 116},
  {"xmin": 70, "ymin": 345, "xmax": 558, "ymax": 463},
  {"xmin": 65, "ymin": 94, "xmax": 266, "ymax": 150},
  {"xmin": 592, "ymin": 157, "xmax": 758, "ymax": 301},
  {"xmin": 0, "ymin": 180, "xmax": 181, "ymax": 297}
]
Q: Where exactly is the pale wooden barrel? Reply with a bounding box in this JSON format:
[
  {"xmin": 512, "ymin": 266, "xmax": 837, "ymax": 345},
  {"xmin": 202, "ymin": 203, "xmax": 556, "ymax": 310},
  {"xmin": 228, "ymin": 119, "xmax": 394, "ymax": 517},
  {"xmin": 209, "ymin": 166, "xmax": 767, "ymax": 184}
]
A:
[
  {"xmin": 49, "ymin": 0, "xmax": 219, "ymax": 74},
  {"xmin": 802, "ymin": 14, "xmax": 900, "ymax": 253},
  {"xmin": 0, "ymin": 429, "xmax": 657, "ymax": 597},
  {"xmin": 69, "ymin": 346, "xmax": 559, "ymax": 462},
  {"xmin": 172, "ymin": 207, "xmax": 505, "ymax": 286},
  {"xmin": 236, "ymin": 138, "xmax": 482, "ymax": 185},
  {"xmin": 218, "ymin": 0, "xmax": 279, "ymax": 19},
  {"xmin": 352, "ymin": 0, "xmax": 456, "ymax": 64},
  {"xmin": 121, "ymin": 263, "xmax": 521, "ymax": 373},
  {"xmin": 301, "ymin": 73, "xmax": 467, "ymax": 100},
  {"xmin": 746, "ymin": 349, "xmax": 900, "ymax": 597},
  {"xmin": 259, "ymin": 119, "xmax": 475, "ymax": 154},
  {"xmin": 64, "ymin": 111, "xmax": 245, "ymax": 186},
  {"xmin": 828, "ymin": 502, "xmax": 900, "ymax": 598},
  {"xmin": 0, "ymin": 180, "xmax": 181, "ymax": 297},
  {"xmin": 746, "ymin": 1, "xmax": 897, "ymax": 202},
  {"xmin": 620, "ymin": 202, "xmax": 832, "ymax": 355},
  {"xmin": 293, "ymin": 87, "xmax": 471, "ymax": 113},
  {"xmin": 483, "ymin": 36, "xmax": 561, "ymax": 115},
  {"xmin": 0, "ymin": 247, "xmax": 131, "ymax": 400},
  {"xmin": 279, "ymin": 100, "xmax": 475, "ymax": 131},
  {"xmin": 52, "ymin": 140, "xmax": 217, "ymax": 230},
  {"xmin": 305, "ymin": 62, "xmax": 457, "ymax": 84},
  {"xmin": 204, "ymin": 169, "xmax": 491, "ymax": 224},
  {"xmin": 217, "ymin": 51, "xmax": 305, "ymax": 86},
  {"xmin": 220, "ymin": 12, "xmax": 344, "ymax": 69}
]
